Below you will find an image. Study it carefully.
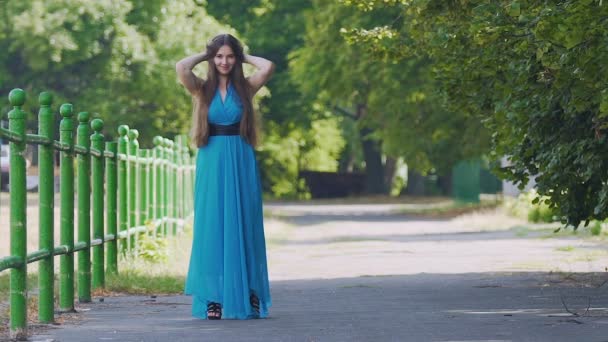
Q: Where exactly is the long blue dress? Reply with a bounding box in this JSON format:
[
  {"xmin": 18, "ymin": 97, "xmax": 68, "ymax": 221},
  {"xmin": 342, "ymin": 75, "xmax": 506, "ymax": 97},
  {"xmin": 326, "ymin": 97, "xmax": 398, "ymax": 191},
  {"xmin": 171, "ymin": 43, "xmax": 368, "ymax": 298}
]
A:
[{"xmin": 185, "ymin": 82, "xmax": 271, "ymax": 319}]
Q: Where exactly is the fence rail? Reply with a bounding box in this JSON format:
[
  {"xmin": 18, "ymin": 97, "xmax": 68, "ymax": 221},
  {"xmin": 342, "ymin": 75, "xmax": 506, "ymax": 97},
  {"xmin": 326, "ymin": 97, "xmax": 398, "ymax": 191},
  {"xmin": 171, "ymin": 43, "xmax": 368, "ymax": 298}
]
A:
[{"xmin": 0, "ymin": 88, "xmax": 195, "ymax": 340}]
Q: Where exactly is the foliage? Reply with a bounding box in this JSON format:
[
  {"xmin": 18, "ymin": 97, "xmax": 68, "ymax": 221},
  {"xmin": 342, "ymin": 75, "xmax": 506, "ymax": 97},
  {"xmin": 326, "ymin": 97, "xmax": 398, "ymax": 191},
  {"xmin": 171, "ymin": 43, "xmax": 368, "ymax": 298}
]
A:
[
  {"xmin": 290, "ymin": 0, "xmax": 488, "ymax": 180},
  {"xmin": 136, "ymin": 231, "xmax": 169, "ymax": 263},
  {"xmin": 504, "ymin": 190, "xmax": 557, "ymax": 223},
  {"xmin": 207, "ymin": 0, "xmax": 357, "ymax": 197},
  {"xmin": 105, "ymin": 270, "xmax": 185, "ymax": 294},
  {"xmin": 258, "ymin": 115, "xmax": 345, "ymax": 198},
  {"xmin": 341, "ymin": 0, "xmax": 608, "ymax": 226},
  {"xmin": 590, "ymin": 221, "xmax": 603, "ymax": 236},
  {"xmin": 300, "ymin": 117, "xmax": 346, "ymax": 172},
  {"xmin": 206, "ymin": 0, "xmax": 313, "ymax": 125},
  {"xmin": 0, "ymin": 0, "xmax": 231, "ymax": 145}
]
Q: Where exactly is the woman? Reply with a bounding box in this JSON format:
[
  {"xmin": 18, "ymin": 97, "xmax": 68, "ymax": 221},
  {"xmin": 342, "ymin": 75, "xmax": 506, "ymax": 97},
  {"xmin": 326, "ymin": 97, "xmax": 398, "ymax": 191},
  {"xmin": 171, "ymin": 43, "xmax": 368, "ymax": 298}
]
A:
[{"xmin": 176, "ymin": 33, "xmax": 274, "ymax": 320}]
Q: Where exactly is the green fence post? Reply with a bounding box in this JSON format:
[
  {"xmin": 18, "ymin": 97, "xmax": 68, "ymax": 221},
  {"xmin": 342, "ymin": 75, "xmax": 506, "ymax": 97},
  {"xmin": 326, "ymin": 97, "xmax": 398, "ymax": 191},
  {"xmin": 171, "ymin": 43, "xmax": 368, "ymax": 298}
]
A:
[
  {"xmin": 91, "ymin": 119, "xmax": 105, "ymax": 289},
  {"xmin": 106, "ymin": 142, "xmax": 118, "ymax": 274},
  {"xmin": 128, "ymin": 129, "xmax": 139, "ymax": 250},
  {"xmin": 8, "ymin": 89, "xmax": 27, "ymax": 340},
  {"xmin": 59, "ymin": 103, "xmax": 75, "ymax": 312},
  {"xmin": 37, "ymin": 91, "xmax": 55, "ymax": 324},
  {"xmin": 186, "ymin": 146, "xmax": 193, "ymax": 217},
  {"xmin": 172, "ymin": 140, "xmax": 180, "ymax": 233},
  {"xmin": 173, "ymin": 136, "xmax": 181, "ymax": 225},
  {"xmin": 182, "ymin": 139, "xmax": 191, "ymax": 219},
  {"xmin": 117, "ymin": 125, "xmax": 129, "ymax": 254},
  {"xmin": 146, "ymin": 148, "xmax": 154, "ymax": 226},
  {"xmin": 153, "ymin": 137, "xmax": 163, "ymax": 235},
  {"xmin": 77, "ymin": 112, "xmax": 91, "ymax": 303},
  {"xmin": 162, "ymin": 138, "xmax": 170, "ymax": 236},
  {"xmin": 191, "ymin": 149, "xmax": 196, "ymax": 215},
  {"xmin": 163, "ymin": 139, "xmax": 172, "ymax": 235},
  {"xmin": 139, "ymin": 149, "xmax": 148, "ymax": 230}
]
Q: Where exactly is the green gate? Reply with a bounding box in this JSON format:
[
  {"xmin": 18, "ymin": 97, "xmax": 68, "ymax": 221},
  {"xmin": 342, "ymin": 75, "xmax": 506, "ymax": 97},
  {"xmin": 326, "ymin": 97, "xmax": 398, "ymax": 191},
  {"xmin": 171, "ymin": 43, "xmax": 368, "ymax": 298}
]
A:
[{"xmin": 452, "ymin": 159, "xmax": 481, "ymax": 203}]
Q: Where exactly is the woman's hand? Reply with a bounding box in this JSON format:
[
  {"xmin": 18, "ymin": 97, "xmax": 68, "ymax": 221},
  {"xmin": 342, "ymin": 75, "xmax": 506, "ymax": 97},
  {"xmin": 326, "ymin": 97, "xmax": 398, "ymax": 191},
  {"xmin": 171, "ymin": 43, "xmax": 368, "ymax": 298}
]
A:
[{"xmin": 244, "ymin": 54, "xmax": 275, "ymax": 95}]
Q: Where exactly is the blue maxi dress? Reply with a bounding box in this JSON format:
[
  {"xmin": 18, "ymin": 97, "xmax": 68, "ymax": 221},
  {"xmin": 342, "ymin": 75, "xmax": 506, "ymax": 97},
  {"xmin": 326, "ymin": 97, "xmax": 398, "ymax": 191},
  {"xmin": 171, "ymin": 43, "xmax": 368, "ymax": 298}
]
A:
[{"xmin": 185, "ymin": 83, "xmax": 271, "ymax": 319}]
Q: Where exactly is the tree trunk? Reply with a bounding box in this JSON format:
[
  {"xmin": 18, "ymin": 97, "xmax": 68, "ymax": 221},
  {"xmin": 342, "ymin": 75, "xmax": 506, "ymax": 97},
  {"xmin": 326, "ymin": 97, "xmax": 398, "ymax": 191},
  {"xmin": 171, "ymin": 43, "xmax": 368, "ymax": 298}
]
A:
[
  {"xmin": 403, "ymin": 168, "xmax": 426, "ymax": 196},
  {"xmin": 384, "ymin": 156, "xmax": 397, "ymax": 194},
  {"xmin": 437, "ymin": 172, "xmax": 453, "ymax": 196},
  {"xmin": 357, "ymin": 104, "xmax": 386, "ymax": 194}
]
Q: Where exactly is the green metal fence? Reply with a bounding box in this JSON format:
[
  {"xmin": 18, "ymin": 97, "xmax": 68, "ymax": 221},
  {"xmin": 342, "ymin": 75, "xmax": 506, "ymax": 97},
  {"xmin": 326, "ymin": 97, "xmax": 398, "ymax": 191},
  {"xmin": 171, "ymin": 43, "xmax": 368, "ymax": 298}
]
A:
[{"xmin": 0, "ymin": 89, "xmax": 195, "ymax": 340}]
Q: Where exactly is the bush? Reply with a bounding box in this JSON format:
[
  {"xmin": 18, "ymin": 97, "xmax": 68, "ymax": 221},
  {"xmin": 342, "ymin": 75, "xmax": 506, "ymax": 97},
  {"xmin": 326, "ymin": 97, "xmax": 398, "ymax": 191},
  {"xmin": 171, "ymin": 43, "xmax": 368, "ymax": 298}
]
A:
[
  {"xmin": 137, "ymin": 232, "xmax": 169, "ymax": 264},
  {"xmin": 590, "ymin": 221, "xmax": 603, "ymax": 236},
  {"xmin": 506, "ymin": 189, "xmax": 558, "ymax": 223}
]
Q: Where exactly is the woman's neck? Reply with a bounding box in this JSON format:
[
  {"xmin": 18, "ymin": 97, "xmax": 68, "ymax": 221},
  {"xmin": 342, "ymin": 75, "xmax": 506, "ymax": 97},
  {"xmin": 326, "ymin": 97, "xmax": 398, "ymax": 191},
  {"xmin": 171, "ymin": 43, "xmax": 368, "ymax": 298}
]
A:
[{"xmin": 218, "ymin": 76, "xmax": 230, "ymax": 89}]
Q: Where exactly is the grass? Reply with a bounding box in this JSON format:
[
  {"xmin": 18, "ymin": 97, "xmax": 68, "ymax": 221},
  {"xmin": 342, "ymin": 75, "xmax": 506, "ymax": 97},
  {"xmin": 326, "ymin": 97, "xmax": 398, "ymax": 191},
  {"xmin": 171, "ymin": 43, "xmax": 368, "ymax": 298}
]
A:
[
  {"xmin": 398, "ymin": 199, "xmax": 502, "ymax": 218},
  {"xmin": 538, "ymin": 224, "xmax": 608, "ymax": 240},
  {"xmin": 555, "ymin": 246, "xmax": 576, "ymax": 252},
  {"xmin": 100, "ymin": 271, "xmax": 185, "ymax": 295}
]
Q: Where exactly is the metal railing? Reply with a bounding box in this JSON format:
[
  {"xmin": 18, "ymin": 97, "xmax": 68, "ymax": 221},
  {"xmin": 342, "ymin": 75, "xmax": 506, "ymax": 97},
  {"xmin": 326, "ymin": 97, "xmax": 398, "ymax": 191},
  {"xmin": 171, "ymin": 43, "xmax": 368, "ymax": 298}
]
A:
[{"xmin": 0, "ymin": 88, "xmax": 195, "ymax": 340}]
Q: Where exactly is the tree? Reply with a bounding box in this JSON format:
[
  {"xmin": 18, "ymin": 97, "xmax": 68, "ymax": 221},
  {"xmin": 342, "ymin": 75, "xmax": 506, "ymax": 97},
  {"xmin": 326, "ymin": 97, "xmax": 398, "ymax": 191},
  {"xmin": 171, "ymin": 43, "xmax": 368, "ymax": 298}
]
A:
[
  {"xmin": 0, "ymin": 0, "xmax": 230, "ymax": 145},
  {"xmin": 342, "ymin": 0, "xmax": 608, "ymax": 227},
  {"xmin": 290, "ymin": 0, "xmax": 488, "ymax": 194}
]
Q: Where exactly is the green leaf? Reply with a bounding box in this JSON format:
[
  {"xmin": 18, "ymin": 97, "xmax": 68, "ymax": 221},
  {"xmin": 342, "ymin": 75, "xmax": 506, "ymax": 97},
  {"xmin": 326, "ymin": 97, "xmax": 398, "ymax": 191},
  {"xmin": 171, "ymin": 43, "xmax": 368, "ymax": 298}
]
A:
[
  {"xmin": 600, "ymin": 90, "xmax": 608, "ymax": 118},
  {"xmin": 508, "ymin": 2, "xmax": 521, "ymax": 17}
]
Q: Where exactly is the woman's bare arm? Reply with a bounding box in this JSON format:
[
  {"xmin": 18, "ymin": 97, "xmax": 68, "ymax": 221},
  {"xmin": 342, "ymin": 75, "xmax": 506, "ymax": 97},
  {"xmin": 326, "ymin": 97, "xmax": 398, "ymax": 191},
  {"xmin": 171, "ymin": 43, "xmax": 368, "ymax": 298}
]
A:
[
  {"xmin": 245, "ymin": 54, "xmax": 275, "ymax": 95},
  {"xmin": 175, "ymin": 52, "xmax": 208, "ymax": 95}
]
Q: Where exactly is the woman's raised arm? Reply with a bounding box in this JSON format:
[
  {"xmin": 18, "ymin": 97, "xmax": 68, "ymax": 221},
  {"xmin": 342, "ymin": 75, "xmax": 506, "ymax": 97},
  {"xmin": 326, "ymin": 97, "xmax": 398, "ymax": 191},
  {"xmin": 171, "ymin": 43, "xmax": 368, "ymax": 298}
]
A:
[
  {"xmin": 176, "ymin": 52, "xmax": 208, "ymax": 95},
  {"xmin": 245, "ymin": 54, "xmax": 275, "ymax": 95}
]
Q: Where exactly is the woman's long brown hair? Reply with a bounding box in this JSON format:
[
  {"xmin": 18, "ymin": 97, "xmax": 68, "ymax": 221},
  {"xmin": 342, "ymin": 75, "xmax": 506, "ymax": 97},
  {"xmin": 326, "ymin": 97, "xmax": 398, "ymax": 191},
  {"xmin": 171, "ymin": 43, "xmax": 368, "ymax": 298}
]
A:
[{"xmin": 191, "ymin": 34, "xmax": 257, "ymax": 147}]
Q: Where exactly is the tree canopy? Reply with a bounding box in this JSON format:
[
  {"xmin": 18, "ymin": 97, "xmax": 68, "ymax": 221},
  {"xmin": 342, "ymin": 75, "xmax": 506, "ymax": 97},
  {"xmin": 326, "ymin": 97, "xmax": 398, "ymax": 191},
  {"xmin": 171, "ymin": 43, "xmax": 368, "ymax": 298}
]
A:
[
  {"xmin": 290, "ymin": 0, "xmax": 489, "ymax": 181},
  {"xmin": 341, "ymin": 0, "xmax": 608, "ymax": 226},
  {"xmin": 0, "ymin": 0, "xmax": 230, "ymax": 144}
]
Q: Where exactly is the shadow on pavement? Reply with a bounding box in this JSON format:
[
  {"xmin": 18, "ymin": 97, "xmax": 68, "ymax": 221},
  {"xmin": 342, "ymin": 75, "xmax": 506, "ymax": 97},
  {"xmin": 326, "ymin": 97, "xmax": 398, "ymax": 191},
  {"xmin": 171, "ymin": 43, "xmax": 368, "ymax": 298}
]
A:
[{"xmin": 33, "ymin": 272, "xmax": 608, "ymax": 342}]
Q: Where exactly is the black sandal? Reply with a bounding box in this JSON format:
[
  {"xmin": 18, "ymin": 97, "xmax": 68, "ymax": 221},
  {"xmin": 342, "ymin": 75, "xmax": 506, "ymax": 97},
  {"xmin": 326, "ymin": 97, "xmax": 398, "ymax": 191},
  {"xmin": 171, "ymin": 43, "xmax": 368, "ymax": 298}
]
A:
[
  {"xmin": 207, "ymin": 302, "xmax": 222, "ymax": 320},
  {"xmin": 250, "ymin": 293, "xmax": 260, "ymax": 317}
]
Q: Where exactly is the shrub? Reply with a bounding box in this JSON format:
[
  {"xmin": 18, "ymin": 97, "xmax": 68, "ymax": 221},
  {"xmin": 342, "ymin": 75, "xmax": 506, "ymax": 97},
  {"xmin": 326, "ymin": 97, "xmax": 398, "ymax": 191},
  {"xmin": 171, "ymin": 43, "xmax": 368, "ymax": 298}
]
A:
[{"xmin": 506, "ymin": 189, "xmax": 558, "ymax": 223}]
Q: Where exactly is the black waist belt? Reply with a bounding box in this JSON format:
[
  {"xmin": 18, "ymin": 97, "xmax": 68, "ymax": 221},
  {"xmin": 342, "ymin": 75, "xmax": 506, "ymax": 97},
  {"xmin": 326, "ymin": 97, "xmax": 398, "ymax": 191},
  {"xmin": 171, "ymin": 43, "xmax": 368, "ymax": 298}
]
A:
[{"xmin": 209, "ymin": 122, "xmax": 240, "ymax": 136}]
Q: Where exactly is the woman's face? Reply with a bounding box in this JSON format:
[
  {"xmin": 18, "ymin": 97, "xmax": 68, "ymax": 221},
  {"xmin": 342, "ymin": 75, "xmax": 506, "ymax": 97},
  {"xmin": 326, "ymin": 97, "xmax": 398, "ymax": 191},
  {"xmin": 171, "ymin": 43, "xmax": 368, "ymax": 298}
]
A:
[{"xmin": 214, "ymin": 45, "xmax": 236, "ymax": 76}]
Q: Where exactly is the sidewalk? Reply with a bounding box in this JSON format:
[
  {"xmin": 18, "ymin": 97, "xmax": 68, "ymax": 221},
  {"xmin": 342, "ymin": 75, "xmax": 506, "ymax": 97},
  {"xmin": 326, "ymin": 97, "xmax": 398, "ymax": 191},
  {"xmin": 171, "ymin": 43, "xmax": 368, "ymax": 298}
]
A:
[
  {"xmin": 32, "ymin": 203, "xmax": 608, "ymax": 341},
  {"xmin": 34, "ymin": 273, "xmax": 608, "ymax": 342}
]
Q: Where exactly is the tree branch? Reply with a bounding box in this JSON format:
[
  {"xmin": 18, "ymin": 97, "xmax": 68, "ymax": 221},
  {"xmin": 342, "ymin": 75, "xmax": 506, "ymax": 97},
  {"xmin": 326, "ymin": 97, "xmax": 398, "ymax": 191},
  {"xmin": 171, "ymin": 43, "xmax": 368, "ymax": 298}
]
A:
[{"xmin": 330, "ymin": 104, "xmax": 357, "ymax": 119}]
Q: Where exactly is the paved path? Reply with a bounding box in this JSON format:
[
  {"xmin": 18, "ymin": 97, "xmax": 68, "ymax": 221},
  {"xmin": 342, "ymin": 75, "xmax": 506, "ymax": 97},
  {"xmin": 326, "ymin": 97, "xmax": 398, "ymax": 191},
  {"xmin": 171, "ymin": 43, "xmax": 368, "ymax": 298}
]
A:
[{"xmin": 33, "ymin": 203, "xmax": 608, "ymax": 341}]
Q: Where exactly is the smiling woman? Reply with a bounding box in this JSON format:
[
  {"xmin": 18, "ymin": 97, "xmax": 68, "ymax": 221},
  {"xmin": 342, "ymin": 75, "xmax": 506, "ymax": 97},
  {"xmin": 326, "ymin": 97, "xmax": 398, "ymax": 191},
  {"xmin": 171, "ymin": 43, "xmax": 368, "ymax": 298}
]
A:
[
  {"xmin": 175, "ymin": 33, "xmax": 275, "ymax": 320},
  {"xmin": 214, "ymin": 45, "xmax": 236, "ymax": 79}
]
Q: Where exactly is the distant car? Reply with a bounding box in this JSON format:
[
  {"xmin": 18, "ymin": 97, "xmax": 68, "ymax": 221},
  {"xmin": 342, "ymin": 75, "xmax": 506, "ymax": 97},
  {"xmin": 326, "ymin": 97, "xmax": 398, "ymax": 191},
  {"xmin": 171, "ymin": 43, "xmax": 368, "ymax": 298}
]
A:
[
  {"xmin": 0, "ymin": 144, "xmax": 9, "ymax": 188},
  {"xmin": 0, "ymin": 144, "xmax": 33, "ymax": 191}
]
